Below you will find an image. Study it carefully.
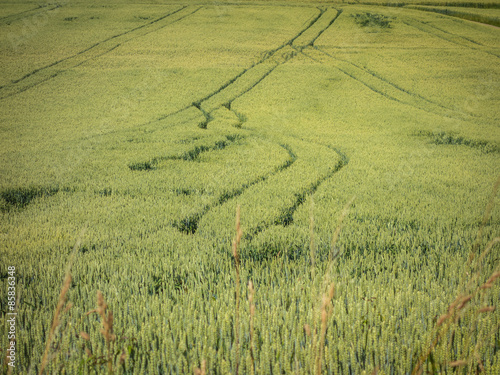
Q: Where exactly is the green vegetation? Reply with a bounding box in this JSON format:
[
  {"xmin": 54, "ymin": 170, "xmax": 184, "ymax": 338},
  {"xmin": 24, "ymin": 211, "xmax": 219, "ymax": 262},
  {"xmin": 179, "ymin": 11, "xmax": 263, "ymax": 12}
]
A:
[
  {"xmin": 406, "ymin": 5, "xmax": 500, "ymax": 26},
  {"xmin": 352, "ymin": 13, "xmax": 393, "ymax": 28},
  {"xmin": 0, "ymin": 1, "xmax": 499, "ymax": 374}
]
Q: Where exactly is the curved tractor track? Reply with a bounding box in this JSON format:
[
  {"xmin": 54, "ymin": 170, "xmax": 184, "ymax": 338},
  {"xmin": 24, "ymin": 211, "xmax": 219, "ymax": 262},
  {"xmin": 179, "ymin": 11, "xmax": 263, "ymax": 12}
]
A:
[{"xmin": 126, "ymin": 7, "xmax": 350, "ymax": 241}]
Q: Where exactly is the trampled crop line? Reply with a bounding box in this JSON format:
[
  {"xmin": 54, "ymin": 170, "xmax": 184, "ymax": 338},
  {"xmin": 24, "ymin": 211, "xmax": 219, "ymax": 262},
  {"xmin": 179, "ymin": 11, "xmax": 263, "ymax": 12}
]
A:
[
  {"xmin": 402, "ymin": 18, "xmax": 500, "ymax": 59},
  {"xmin": 128, "ymin": 134, "xmax": 242, "ymax": 171},
  {"xmin": 165, "ymin": 5, "xmax": 203, "ymax": 25},
  {"xmin": 221, "ymin": 60, "xmax": 287, "ymax": 109},
  {"xmin": 0, "ymin": 4, "xmax": 61, "ymax": 25},
  {"xmin": 243, "ymin": 139, "xmax": 347, "ymax": 240},
  {"xmin": 0, "ymin": 6, "xmax": 190, "ymax": 100},
  {"xmin": 312, "ymin": 46, "xmax": 468, "ymax": 120},
  {"xmin": 196, "ymin": 50, "xmax": 297, "ymax": 127},
  {"xmin": 192, "ymin": 102, "xmax": 213, "ymax": 129},
  {"xmin": 13, "ymin": 6, "xmax": 187, "ymax": 83},
  {"xmin": 174, "ymin": 9, "xmax": 349, "ymax": 236},
  {"xmin": 4, "ymin": 45, "xmax": 124, "ymax": 101},
  {"xmin": 189, "ymin": 7, "xmax": 323, "ymax": 108},
  {"xmin": 287, "ymin": 8, "xmax": 325, "ymax": 46},
  {"xmin": 308, "ymin": 8, "xmax": 343, "ymax": 46},
  {"xmin": 188, "ymin": 8, "xmax": 339, "ymax": 129},
  {"xmin": 74, "ymin": 6, "xmax": 328, "ymax": 140},
  {"xmin": 196, "ymin": 7, "xmax": 344, "ymax": 129},
  {"xmin": 312, "ymin": 47, "xmax": 417, "ymax": 105},
  {"xmin": 172, "ymin": 142, "xmax": 298, "ymax": 234},
  {"xmin": 315, "ymin": 47, "xmax": 453, "ymax": 112},
  {"xmin": 272, "ymin": 137, "xmax": 349, "ymax": 229},
  {"xmin": 407, "ymin": 5, "xmax": 500, "ymax": 29},
  {"xmin": 291, "ymin": 45, "xmax": 321, "ymax": 62},
  {"xmin": 189, "ymin": 133, "xmax": 346, "ymax": 243},
  {"xmin": 424, "ymin": 21, "xmax": 483, "ymax": 46},
  {"xmin": 196, "ymin": 11, "xmax": 324, "ymax": 106}
]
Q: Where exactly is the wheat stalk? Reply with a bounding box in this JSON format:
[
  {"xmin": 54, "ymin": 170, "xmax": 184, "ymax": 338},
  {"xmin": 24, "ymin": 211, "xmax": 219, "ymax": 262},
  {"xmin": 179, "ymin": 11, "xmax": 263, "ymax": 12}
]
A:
[
  {"xmin": 248, "ymin": 280, "xmax": 255, "ymax": 375},
  {"xmin": 39, "ymin": 227, "xmax": 85, "ymax": 374},
  {"xmin": 233, "ymin": 205, "xmax": 242, "ymax": 375},
  {"xmin": 316, "ymin": 283, "xmax": 335, "ymax": 375},
  {"xmin": 412, "ymin": 176, "xmax": 500, "ymax": 374}
]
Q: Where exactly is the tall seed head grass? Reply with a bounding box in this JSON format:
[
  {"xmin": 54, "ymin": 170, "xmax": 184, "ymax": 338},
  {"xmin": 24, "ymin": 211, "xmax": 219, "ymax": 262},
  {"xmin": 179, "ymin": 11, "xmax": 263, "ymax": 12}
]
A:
[
  {"xmin": 412, "ymin": 176, "xmax": 500, "ymax": 374},
  {"xmin": 39, "ymin": 228, "xmax": 85, "ymax": 374},
  {"xmin": 232, "ymin": 205, "xmax": 242, "ymax": 375},
  {"xmin": 248, "ymin": 280, "xmax": 255, "ymax": 375}
]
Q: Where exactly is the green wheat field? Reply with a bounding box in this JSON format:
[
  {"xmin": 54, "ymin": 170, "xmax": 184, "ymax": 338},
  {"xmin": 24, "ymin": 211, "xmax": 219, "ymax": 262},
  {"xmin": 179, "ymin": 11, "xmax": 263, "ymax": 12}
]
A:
[{"xmin": 1, "ymin": 0, "xmax": 499, "ymax": 373}]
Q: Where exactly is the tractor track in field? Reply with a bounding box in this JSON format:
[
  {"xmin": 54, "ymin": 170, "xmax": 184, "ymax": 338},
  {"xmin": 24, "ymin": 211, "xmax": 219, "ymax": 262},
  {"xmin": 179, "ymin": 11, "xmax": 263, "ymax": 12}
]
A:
[
  {"xmin": 77, "ymin": 6, "xmax": 343, "ymax": 144},
  {"xmin": 79, "ymin": 7, "xmax": 335, "ymax": 141},
  {"xmin": 402, "ymin": 18, "xmax": 500, "ymax": 59},
  {"xmin": 193, "ymin": 7, "xmax": 342, "ymax": 129},
  {"xmin": 134, "ymin": 7, "xmax": 336, "ymax": 130},
  {"xmin": 133, "ymin": 7, "xmax": 347, "ymax": 237},
  {"xmin": 243, "ymin": 141, "xmax": 348, "ymax": 241},
  {"xmin": 173, "ymin": 134, "xmax": 348, "ymax": 240},
  {"xmin": 310, "ymin": 46, "xmax": 469, "ymax": 120},
  {"xmin": 4, "ymin": 5, "xmax": 351, "ymax": 238},
  {"xmin": 425, "ymin": 22, "xmax": 483, "ymax": 46},
  {"xmin": 189, "ymin": 7, "xmax": 331, "ymax": 129},
  {"xmin": 79, "ymin": 7, "xmax": 329, "ymax": 140},
  {"xmin": 0, "ymin": 5, "xmax": 199, "ymax": 100},
  {"xmin": 0, "ymin": 4, "xmax": 61, "ymax": 25},
  {"xmin": 286, "ymin": 9, "xmax": 466, "ymax": 120},
  {"xmin": 128, "ymin": 134, "xmax": 244, "ymax": 171},
  {"xmin": 172, "ymin": 142, "xmax": 297, "ymax": 234},
  {"xmin": 308, "ymin": 8, "xmax": 342, "ymax": 46},
  {"xmin": 408, "ymin": 6, "xmax": 500, "ymax": 30},
  {"xmin": 327, "ymin": 53, "xmax": 452, "ymax": 112}
]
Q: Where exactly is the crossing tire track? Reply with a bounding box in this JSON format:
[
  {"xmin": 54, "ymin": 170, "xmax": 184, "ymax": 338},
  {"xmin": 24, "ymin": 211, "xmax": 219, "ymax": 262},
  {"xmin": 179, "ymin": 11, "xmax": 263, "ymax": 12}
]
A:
[
  {"xmin": 75, "ymin": 6, "xmax": 334, "ymax": 141},
  {"xmin": 194, "ymin": 7, "xmax": 343, "ymax": 130},
  {"xmin": 171, "ymin": 8, "xmax": 347, "ymax": 236}
]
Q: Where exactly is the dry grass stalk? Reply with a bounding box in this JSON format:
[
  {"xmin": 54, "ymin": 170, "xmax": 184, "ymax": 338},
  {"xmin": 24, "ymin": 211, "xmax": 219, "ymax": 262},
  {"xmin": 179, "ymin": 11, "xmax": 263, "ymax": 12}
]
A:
[
  {"xmin": 329, "ymin": 196, "xmax": 356, "ymax": 261},
  {"xmin": 232, "ymin": 205, "xmax": 242, "ymax": 375},
  {"xmin": 310, "ymin": 197, "xmax": 354, "ymax": 374},
  {"xmin": 119, "ymin": 351, "xmax": 127, "ymax": 367},
  {"xmin": 4, "ymin": 348, "xmax": 12, "ymax": 375},
  {"xmin": 193, "ymin": 359, "xmax": 206, "ymax": 375},
  {"xmin": 449, "ymin": 360, "xmax": 467, "ymax": 367},
  {"xmin": 95, "ymin": 290, "xmax": 116, "ymax": 374},
  {"xmin": 84, "ymin": 291, "xmax": 117, "ymax": 374},
  {"xmin": 310, "ymin": 197, "xmax": 316, "ymax": 272},
  {"xmin": 39, "ymin": 227, "xmax": 85, "ymax": 375},
  {"xmin": 412, "ymin": 178, "xmax": 500, "ymax": 374},
  {"xmin": 478, "ymin": 306, "xmax": 495, "ymax": 313},
  {"xmin": 39, "ymin": 265, "xmax": 72, "ymax": 374},
  {"xmin": 309, "ymin": 198, "xmax": 317, "ymax": 372},
  {"xmin": 413, "ymin": 280, "xmax": 497, "ymax": 374},
  {"xmin": 469, "ymin": 175, "xmax": 500, "ymax": 263},
  {"xmin": 316, "ymin": 283, "xmax": 335, "ymax": 375},
  {"xmin": 248, "ymin": 280, "xmax": 255, "ymax": 375},
  {"xmin": 303, "ymin": 324, "xmax": 311, "ymax": 337}
]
